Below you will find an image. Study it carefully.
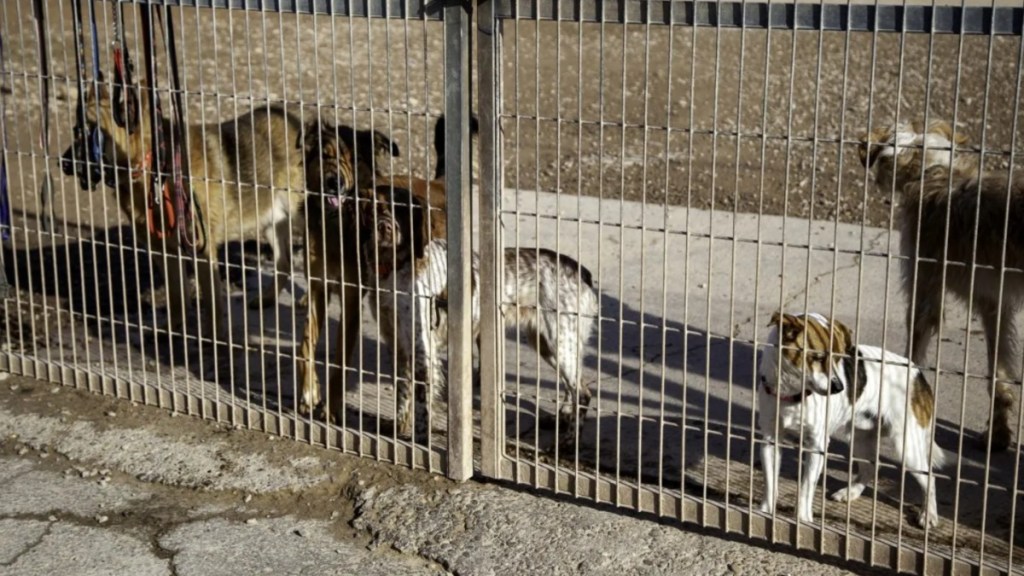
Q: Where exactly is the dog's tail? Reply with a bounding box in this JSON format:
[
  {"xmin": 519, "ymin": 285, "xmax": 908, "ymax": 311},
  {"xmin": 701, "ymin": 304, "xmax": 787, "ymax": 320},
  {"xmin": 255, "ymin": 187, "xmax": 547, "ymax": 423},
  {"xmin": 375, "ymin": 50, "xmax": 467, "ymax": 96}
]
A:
[
  {"xmin": 433, "ymin": 114, "xmax": 480, "ymax": 181},
  {"xmin": 928, "ymin": 442, "xmax": 948, "ymax": 470}
]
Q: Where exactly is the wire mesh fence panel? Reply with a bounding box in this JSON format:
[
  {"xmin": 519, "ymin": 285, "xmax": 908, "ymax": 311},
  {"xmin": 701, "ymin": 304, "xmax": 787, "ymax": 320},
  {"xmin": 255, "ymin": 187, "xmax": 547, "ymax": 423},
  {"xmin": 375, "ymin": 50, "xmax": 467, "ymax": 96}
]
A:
[
  {"xmin": 0, "ymin": 0, "xmax": 475, "ymax": 474},
  {"xmin": 477, "ymin": 1, "xmax": 1024, "ymax": 574},
  {"xmin": 4, "ymin": 0, "xmax": 1024, "ymax": 573}
]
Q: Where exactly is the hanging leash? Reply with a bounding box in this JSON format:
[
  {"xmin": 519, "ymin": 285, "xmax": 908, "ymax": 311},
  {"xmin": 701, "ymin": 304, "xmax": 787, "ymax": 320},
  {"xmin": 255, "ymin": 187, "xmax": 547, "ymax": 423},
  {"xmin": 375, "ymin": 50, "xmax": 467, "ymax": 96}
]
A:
[
  {"xmin": 110, "ymin": 1, "xmax": 138, "ymax": 137},
  {"xmin": 32, "ymin": 0, "xmax": 55, "ymax": 233},
  {"xmin": 0, "ymin": 31, "xmax": 11, "ymax": 298},
  {"xmin": 138, "ymin": 4, "xmax": 177, "ymax": 243},
  {"xmin": 61, "ymin": 0, "xmax": 105, "ymax": 192},
  {"xmin": 155, "ymin": 6, "xmax": 204, "ymax": 254}
]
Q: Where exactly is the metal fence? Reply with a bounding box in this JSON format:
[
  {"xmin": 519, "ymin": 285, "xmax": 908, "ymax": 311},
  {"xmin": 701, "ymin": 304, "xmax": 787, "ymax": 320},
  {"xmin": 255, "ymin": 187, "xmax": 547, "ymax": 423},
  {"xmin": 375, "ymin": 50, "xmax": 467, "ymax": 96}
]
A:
[{"xmin": 2, "ymin": 0, "xmax": 1023, "ymax": 574}]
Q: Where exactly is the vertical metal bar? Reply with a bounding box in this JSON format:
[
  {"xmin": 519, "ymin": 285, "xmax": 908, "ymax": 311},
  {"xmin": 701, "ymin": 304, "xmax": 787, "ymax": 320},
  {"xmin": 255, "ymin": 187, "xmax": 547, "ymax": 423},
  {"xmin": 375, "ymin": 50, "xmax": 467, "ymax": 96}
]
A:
[
  {"xmin": 444, "ymin": 0, "xmax": 473, "ymax": 482},
  {"xmin": 477, "ymin": 0, "xmax": 503, "ymax": 479}
]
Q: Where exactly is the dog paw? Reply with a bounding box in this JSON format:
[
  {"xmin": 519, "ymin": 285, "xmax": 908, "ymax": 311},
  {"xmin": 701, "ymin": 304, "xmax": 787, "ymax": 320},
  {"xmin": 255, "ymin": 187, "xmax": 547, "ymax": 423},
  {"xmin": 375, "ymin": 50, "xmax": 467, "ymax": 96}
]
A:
[
  {"xmin": 916, "ymin": 509, "xmax": 939, "ymax": 530},
  {"xmin": 311, "ymin": 402, "xmax": 338, "ymax": 424},
  {"xmin": 297, "ymin": 398, "xmax": 316, "ymax": 417},
  {"xmin": 759, "ymin": 501, "xmax": 773, "ymax": 515},
  {"xmin": 830, "ymin": 483, "xmax": 866, "ymax": 503}
]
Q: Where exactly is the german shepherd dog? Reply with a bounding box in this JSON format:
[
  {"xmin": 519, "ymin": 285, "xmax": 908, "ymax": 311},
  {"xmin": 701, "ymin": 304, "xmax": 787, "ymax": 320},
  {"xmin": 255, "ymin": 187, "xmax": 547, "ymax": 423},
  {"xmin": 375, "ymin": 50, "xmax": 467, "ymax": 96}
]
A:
[
  {"xmin": 61, "ymin": 82, "xmax": 306, "ymax": 344},
  {"xmin": 860, "ymin": 120, "xmax": 1023, "ymax": 451}
]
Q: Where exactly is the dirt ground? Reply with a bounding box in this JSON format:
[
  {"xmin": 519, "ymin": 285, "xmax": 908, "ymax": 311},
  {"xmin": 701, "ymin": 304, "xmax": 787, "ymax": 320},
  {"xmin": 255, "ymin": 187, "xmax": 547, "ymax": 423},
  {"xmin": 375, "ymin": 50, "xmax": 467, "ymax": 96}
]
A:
[{"xmin": 1, "ymin": 4, "xmax": 1022, "ymax": 232}]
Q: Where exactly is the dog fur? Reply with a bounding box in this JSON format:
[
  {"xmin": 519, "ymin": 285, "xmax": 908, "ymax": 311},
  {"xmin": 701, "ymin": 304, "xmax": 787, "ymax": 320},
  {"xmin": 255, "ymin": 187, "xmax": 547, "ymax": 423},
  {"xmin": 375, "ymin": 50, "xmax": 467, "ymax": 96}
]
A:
[
  {"xmin": 295, "ymin": 118, "xmax": 399, "ymax": 417},
  {"xmin": 758, "ymin": 311, "xmax": 946, "ymax": 529},
  {"xmin": 351, "ymin": 187, "xmax": 599, "ymax": 439},
  {"xmin": 860, "ymin": 119, "xmax": 1022, "ymax": 451},
  {"xmin": 61, "ymin": 83, "xmax": 307, "ymax": 343}
]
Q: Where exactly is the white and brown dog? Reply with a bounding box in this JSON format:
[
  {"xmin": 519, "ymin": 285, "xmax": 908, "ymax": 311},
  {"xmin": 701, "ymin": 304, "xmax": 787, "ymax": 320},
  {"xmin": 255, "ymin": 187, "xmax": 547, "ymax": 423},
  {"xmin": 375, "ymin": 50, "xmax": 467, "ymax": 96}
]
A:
[
  {"xmin": 860, "ymin": 119, "xmax": 1023, "ymax": 451},
  {"xmin": 349, "ymin": 187, "xmax": 600, "ymax": 440},
  {"xmin": 758, "ymin": 312, "xmax": 946, "ymax": 529}
]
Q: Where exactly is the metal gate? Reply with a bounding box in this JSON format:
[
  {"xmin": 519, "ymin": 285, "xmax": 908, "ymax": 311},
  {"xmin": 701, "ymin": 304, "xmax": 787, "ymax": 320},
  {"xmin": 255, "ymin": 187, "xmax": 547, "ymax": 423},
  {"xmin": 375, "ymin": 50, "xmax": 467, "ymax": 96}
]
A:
[{"xmin": 475, "ymin": 2, "xmax": 1024, "ymax": 575}]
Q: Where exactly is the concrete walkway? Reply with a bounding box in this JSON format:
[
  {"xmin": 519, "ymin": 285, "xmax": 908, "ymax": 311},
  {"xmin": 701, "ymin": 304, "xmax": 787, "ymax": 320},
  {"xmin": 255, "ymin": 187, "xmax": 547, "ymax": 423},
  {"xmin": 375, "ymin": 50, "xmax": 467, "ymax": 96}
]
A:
[{"xmin": 0, "ymin": 375, "xmax": 877, "ymax": 576}]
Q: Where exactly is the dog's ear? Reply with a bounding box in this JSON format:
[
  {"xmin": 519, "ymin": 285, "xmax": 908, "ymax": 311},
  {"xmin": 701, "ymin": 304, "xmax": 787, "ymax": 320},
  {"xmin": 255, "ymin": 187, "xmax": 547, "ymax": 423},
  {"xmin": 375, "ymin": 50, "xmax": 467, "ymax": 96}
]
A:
[
  {"xmin": 768, "ymin": 311, "xmax": 795, "ymax": 328},
  {"xmin": 931, "ymin": 120, "xmax": 970, "ymax": 148},
  {"xmin": 372, "ymin": 130, "xmax": 399, "ymax": 158},
  {"xmin": 83, "ymin": 81, "xmax": 110, "ymax": 106},
  {"xmin": 300, "ymin": 121, "xmax": 323, "ymax": 154},
  {"xmin": 858, "ymin": 136, "xmax": 884, "ymax": 169},
  {"xmin": 830, "ymin": 318, "xmax": 854, "ymax": 354},
  {"xmin": 858, "ymin": 126, "xmax": 897, "ymax": 169}
]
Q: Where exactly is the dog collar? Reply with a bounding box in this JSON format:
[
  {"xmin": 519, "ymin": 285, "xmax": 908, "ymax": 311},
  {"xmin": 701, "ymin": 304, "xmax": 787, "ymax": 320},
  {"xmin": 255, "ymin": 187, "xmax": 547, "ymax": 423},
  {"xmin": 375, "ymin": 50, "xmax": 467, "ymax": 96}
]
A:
[{"xmin": 762, "ymin": 383, "xmax": 808, "ymax": 404}]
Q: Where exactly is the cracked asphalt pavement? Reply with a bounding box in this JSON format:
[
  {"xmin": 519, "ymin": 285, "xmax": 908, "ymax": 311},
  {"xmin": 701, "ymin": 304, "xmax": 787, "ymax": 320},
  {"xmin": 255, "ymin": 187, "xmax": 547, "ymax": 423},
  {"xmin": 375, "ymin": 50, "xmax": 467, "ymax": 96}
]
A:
[{"xmin": 0, "ymin": 377, "xmax": 879, "ymax": 576}]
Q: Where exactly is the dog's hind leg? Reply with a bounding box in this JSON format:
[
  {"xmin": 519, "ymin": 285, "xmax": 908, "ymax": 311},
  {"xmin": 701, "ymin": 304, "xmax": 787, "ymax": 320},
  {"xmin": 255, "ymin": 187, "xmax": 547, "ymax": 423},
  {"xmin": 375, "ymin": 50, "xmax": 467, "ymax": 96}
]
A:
[
  {"xmin": 195, "ymin": 244, "xmax": 227, "ymax": 346},
  {"xmin": 892, "ymin": 423, "xmax": 941, "ymax": 529},
  {"xmin": 979, "ymin": 299, "xmax": 1018, "ymax": 452},
  {"xmin": 535, "ymin": 325, "xmax": 588, "ymax": 441},
  {"xmin": 158, "ymin": 245, "xmax": 189, "ymax": 336},
  {"xmin": 324, "ymin": 280, "xmax": 363, "ymax": 423},
  {"xmin": 831, "ymin": 429, "xmax": 877, "ymax": 503},
  {"xmin": 905, "ymin": 269, "xmax": 942, "ymax": 368}
]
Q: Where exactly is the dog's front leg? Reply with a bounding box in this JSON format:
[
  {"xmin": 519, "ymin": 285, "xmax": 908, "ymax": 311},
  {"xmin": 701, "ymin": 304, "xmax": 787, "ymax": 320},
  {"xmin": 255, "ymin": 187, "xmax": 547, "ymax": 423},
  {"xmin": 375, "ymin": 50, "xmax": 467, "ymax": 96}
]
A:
[
  {"xmin": 759, "ymin": 437, "xmax": 780, "ymax": 515},
  {"xmin": 412, "ymin": 295, "xmax": 446, "ymax": 431},
  {"xmin": 296, "ymin": 277, "xmax": 326, "ymax": 416},
  {"xmin": 158, "ymin": 243, "xmax": 188, "ymax": 335},
  {"xmin": 797, "ymin": 438, "xmax": 828, "ymax": 524},
  {"xmin": 195, "ymin": 246, "xmax": 227, "ymax": 345}
]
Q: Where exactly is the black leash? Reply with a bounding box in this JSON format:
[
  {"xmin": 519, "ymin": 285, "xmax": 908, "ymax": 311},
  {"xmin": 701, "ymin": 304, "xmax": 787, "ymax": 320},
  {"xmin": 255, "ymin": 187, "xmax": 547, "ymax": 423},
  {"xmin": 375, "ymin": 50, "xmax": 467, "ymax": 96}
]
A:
[
  {"xmin": 32, "ymin": 0, "xmax": 55, "ymax": 233},
  {"xmin": 110, "ymin": 1, "xmax": 138, "ymax": 136},
  {"xmin": 139, "ymin": 5, "xmax": 169, "ymax": 242},
  {"xmin": 0, "ymin": 30, "xmax": 11, "ymax": 299},
  {"xmin": 138, "ymin": 5, "xmax": 203, "ymax": 255},
  {"xmin": 62, "ymin": 0, "xmax": 105, "ymax": 192},
  {"xmin": 156, "ymin": 6, "xmax": 204, "ymax": 254}
]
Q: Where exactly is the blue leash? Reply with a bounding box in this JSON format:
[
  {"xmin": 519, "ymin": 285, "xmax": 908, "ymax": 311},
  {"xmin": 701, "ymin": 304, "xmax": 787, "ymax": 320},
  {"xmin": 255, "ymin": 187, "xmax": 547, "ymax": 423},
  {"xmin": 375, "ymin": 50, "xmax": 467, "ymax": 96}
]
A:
[{"xmin": 86, "ymin": 0, "xmax": 104, "ymax": 173}]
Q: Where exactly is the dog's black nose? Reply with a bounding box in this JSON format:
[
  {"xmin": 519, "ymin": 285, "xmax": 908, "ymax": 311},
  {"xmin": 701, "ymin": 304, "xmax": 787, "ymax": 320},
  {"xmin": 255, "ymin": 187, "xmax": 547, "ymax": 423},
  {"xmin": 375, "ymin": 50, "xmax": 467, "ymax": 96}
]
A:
[{"xmin": 829, "ymin": 377, "xmax": 845, "ymax": 395}]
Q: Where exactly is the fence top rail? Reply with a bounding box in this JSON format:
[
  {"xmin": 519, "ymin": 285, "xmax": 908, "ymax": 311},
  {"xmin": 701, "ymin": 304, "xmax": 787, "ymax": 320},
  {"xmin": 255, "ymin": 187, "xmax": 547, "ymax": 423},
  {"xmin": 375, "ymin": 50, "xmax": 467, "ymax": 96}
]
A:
[
  {"xmin": 112, "ymin": 0, "xmax": 1023, "ymax": 34},
  {"xmin": 120, "ymin": 0, "xmax": 444, "ymax": 20},
  {"xmin": 495, "ymin": 0, "xmax": 1023, "ymax": 34}
]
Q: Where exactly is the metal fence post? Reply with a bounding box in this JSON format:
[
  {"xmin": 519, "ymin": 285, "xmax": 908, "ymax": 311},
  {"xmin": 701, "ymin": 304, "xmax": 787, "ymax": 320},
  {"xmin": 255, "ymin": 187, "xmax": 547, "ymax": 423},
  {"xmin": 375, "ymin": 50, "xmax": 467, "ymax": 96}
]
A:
[
  {"xmin": 477, "ymin": 0, "xmax": 503, "ymax": 479},
  {"xmin": 444, "ymin": 0, "xmax": 474, "ymax": 482}
]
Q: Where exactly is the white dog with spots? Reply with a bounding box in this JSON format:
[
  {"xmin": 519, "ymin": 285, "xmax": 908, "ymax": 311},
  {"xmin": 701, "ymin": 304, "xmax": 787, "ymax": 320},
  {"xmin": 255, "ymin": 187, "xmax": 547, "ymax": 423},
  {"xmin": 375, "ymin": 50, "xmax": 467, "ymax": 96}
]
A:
[{"xmin": 758, "ymin": 311, "xmax": 947, "ymax": 529}]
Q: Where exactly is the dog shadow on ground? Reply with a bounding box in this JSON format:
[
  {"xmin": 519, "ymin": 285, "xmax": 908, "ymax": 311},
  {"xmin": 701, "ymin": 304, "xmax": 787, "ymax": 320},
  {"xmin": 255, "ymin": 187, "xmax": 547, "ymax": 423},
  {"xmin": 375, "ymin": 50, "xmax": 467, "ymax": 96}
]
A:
[
  {"xmin": 4, "ymin": 223, "xmax": 1021, "ymax": 545},
  {"xmin": 504, "ymin": 291, "xmax": 1023, "ymax": 543}
]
